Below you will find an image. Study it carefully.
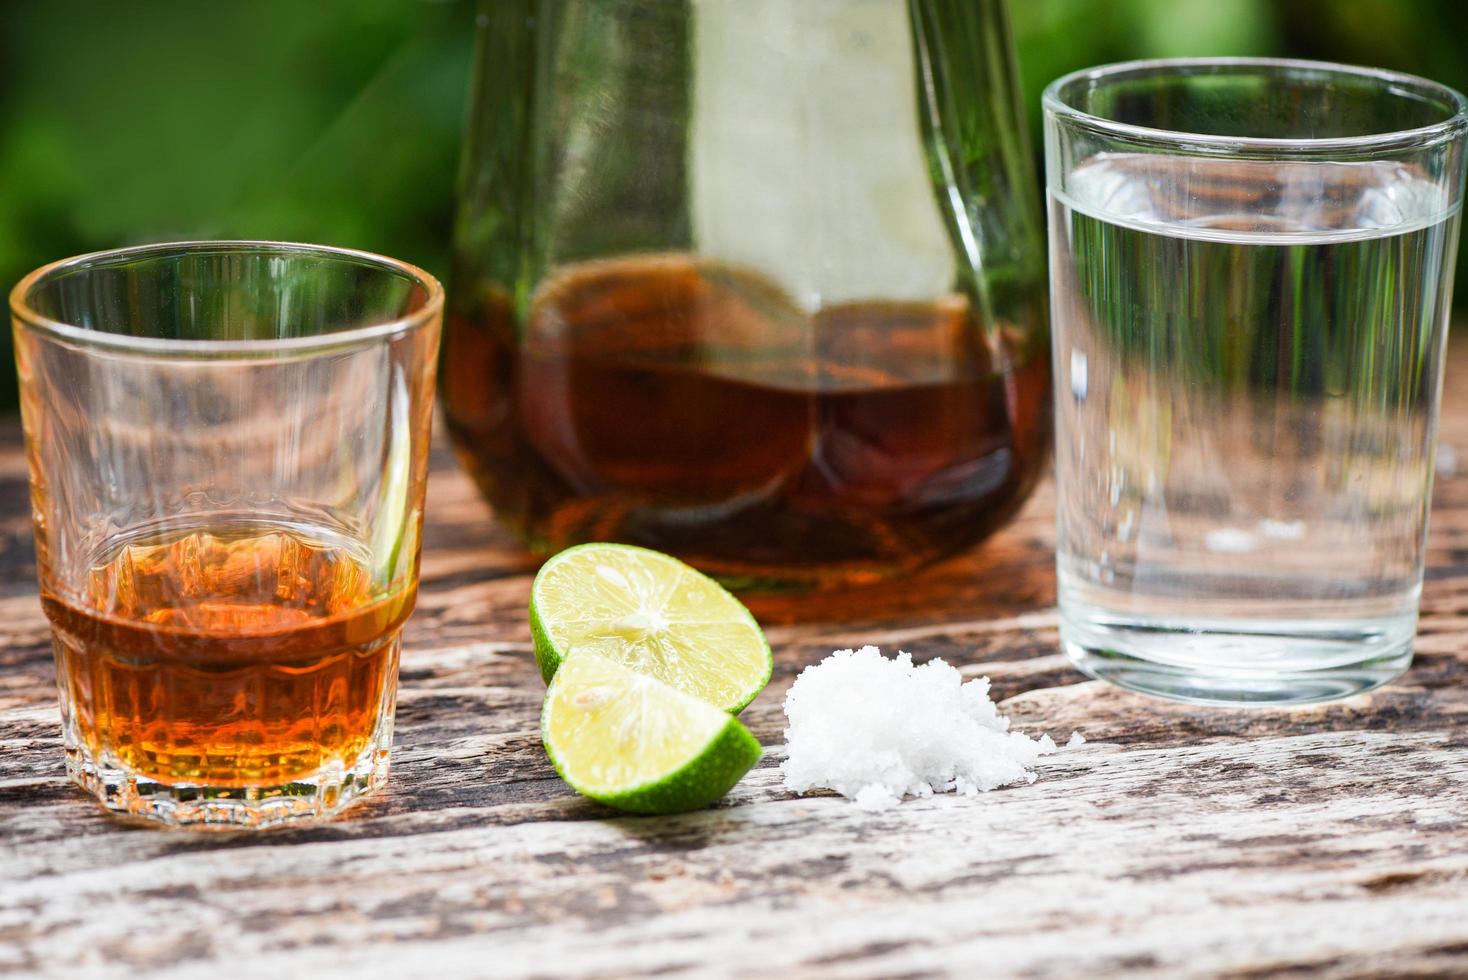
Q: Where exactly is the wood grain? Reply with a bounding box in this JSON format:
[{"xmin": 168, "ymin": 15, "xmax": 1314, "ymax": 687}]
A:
[{"xmin": 5, "ymin": 347, "xmax": 1468, "ymax": 978}]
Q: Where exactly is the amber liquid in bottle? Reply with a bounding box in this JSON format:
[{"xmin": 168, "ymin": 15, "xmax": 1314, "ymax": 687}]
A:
[
  {"xmin": 442, "ymin": 255, "xmax": 1050, "ymax": 589},
  {"xmin": 42, "ymin": 521, "xmax": 413, "ymax": 787}
]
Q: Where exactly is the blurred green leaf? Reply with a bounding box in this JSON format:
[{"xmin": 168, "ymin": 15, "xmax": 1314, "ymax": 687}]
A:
[{"xmin": 0, "ymin": 0, "xmax": 472, "ymax": 407}]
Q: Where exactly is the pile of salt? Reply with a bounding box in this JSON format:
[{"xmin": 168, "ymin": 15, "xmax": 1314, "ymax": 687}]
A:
[{"xmin": 780, "ymin": 646, "xmax": 1077, "ymax": 811}]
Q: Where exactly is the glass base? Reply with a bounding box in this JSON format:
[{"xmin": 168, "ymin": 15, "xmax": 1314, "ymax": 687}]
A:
[
  {"xmin": 64, "ymin": 736, "xmax": 391, "ymax": 830},
  {"xmin": 1062, "ymin": 613, "xmax": 1414, "ymax": 706}
]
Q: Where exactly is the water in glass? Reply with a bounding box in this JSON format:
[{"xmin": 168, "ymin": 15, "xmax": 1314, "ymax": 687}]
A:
[{"xmin": 1050, "ymin": 152, "xmax": 1458, "ymax": 702}]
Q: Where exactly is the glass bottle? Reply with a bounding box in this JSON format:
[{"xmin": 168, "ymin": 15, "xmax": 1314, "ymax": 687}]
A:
[{"xmin": 443, "ymin": 0, "xmax": 1048, "ymax": 590}]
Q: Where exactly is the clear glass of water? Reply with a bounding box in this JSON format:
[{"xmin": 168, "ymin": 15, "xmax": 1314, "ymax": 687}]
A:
[{"xmin": 1044, "ymin": 59, "xmax": 1468, "ymax": 705}]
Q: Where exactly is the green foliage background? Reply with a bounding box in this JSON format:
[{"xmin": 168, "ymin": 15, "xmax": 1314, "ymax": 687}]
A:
[{"xmin": 1, "ymin": 0, "xmax": 1464, "ymax": 408}]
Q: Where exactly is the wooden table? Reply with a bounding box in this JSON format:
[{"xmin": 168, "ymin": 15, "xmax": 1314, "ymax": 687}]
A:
[{"xmin": 5, "ymin": 350, "xmax": 1468, "ymax": 979}]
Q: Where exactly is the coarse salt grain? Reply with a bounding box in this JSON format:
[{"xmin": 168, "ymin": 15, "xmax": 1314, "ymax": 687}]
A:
[{"xmin": 781, "ymin": 646, "xmax": 1071, "ymax": 810}]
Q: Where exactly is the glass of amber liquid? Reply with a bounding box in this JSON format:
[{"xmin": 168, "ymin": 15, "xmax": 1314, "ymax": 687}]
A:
[{"xmin": 10, "ymin": 242, "xmax": 442, "ymax": 828}]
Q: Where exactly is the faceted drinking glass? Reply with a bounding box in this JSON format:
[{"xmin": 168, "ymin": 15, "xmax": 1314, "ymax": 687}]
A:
[
  {"xmin": 1044, "ymin": 59, "xmax": 1468, "ymax": 704},
  {"xmin": 443, "ymin": 0, "xmax": 1050, "ymax": 591},
  {"xmin": 11, "ymin": 241, "xmax": 442, "ymax": 827}
]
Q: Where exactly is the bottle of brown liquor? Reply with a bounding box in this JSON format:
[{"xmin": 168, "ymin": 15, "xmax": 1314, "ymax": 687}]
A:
[{"xmin": 445, "ymin": 0, "xmax": 1049, "ymax": 590}]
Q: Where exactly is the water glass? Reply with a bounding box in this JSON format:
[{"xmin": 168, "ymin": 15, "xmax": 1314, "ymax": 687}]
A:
[
  {"xmin": 11, "ymin": 242, "xmax": 442, "ymax": 827},
  {"xmin": 1044, "ymin": 59, "xmax": 1468, "ymax": 704}
]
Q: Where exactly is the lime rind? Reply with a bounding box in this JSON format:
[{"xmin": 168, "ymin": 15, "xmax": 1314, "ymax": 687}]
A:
[
  {"xmin": 542, "ymin": 652, "xmax": 763, "ymax": 815},
  {"xmin": 530, "ymin": 543, "xmax": 772, "ymax": 714}
]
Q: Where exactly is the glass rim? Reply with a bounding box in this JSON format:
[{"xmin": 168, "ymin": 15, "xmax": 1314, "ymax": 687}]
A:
[
  {"xmin": 1042, "ymin": 57, "xmax": 1468, "ymax": 154},
  {"xmin": 9, "ymin": 239, "xmax": 444, "ymax": 356}
]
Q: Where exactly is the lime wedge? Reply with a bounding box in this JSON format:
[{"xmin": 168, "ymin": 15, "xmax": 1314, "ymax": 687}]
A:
[
  {"xmin": 530, "ymin": 543, "xmax": 772, "ymax": 713},
  {"xmin": 542, "ymin": 652, "xmax": 763, "ymax": 814}
]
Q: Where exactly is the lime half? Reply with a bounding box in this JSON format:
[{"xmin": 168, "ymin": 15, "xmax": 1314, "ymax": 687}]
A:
[
  {"xmin": 530, "ymin": 543, "xmax": 772, "ymax": 713},
  {"xmin": 542, "ymin": 652, "xmax": 763, "ymax": 814}
]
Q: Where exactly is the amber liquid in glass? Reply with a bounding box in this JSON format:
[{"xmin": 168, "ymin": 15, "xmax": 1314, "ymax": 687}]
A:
[
  {"xmin": 41, "ymin": 521, "xmax": 413, "ymax": 787},
  {"xmin": 442, "ymin": 255, "xmax": 1050, "ymax": 588}
]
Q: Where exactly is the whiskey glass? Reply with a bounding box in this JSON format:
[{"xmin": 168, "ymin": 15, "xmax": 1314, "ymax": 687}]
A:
[
  {"xmin": 11, "ymin": 241, "xmax": 442, "ymax": 828},
  {"xmin": 444, "ymin": 0, "xmax": 1050, "ymax": 591}
]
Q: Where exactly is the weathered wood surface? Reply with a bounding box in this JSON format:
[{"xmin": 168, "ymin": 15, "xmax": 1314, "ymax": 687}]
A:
[{"xmin": 6, "ymin": 349, "xmax": 1468, "ymax": 979}]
